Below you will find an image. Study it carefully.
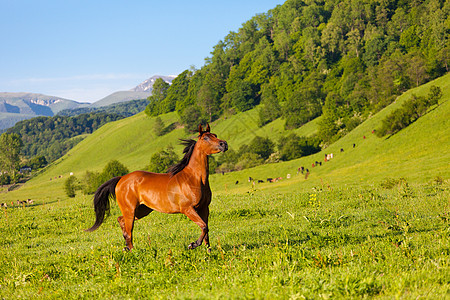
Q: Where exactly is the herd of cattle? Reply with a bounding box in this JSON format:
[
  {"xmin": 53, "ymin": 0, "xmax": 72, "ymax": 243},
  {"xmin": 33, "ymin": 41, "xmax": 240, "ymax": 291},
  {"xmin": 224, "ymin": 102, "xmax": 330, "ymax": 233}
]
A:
[
  {"xmin": 238, "ymin": 142, "xmax": 359, "ymax": 185},
  {"xmin": 1, "ymin": 198, "xmax": 34, "ymax": 208}
]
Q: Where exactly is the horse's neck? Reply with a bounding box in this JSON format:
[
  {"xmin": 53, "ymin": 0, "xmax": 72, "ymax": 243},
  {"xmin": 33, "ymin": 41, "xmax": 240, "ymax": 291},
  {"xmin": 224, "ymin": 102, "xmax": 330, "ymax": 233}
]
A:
[{"xmin": 186, "ymin": 148, "xmax": 209, "ymax": 184}]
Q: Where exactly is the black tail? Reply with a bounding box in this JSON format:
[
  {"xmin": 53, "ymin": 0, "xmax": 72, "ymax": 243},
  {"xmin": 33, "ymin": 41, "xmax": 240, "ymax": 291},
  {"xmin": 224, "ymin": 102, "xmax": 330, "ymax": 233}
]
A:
[{"xmin": 85, "ymin": 177, "xmax": 122, "ymax": 232}]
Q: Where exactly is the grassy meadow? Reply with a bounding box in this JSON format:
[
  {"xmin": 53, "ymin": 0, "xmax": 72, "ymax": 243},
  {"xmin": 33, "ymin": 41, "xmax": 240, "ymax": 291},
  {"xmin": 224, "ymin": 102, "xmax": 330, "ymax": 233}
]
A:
[{"xmin": 0, "ymin": 74, "xmax": 449, "ymax": 298}]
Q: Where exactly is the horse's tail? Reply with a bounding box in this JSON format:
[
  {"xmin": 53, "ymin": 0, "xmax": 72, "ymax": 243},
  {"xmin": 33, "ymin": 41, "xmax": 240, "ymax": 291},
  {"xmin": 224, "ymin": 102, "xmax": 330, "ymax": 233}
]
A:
[{"xmin": 85, "ymin": 176, "xmax": 122, "ymax": 232}]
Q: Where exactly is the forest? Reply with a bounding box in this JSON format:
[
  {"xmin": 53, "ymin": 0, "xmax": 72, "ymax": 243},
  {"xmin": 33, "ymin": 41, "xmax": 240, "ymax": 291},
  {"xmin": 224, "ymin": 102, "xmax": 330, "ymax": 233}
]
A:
[
  {"xmin": 57, "ymin": 99, "xmax": 148, "ymax": 117},
  {"xmin": 5, "ymin": 113, "xmax": 123, "ymax": 163},
  {"xmin": 145, "ymin": 0, "xmax": 449, "ymax": 146}
]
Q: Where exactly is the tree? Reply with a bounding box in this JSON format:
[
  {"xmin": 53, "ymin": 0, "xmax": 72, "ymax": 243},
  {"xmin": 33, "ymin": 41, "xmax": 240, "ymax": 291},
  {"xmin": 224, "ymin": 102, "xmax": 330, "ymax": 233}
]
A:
[
  {"xmin": 317, "ymin": 92, "xmax": 343, "ymax": 144},
  {"xmin": 145, "ymin": 78, "xmax": 170, "ymax": 116},
  {"xmin": 147, "ymin": 146, "xmax": 179, "ymax": 173},
  {"xmin": 102, "ymin": 160, "xmax": 129, "ymax": 179},
  {"xmin": 154, "ymin": 116, "xmax": 165, "ymax": 137},
  {"xmin": 229, "ymin": 81, "xmax": 256, "ymax": 112},
  {"xmin": 29, "ymin": 155, "xmax": 48, "ymax": 170},
  {"xmin": 249, "ymin": 136, "xmax": 274, "ymax": 160},
  {"xmin": 278, "ymin": 133, "xmax": 320, "ymax": 161},
  {"xmin": 180, "ymin": 105, "xmax": 205, "ymax": 133},
  {"xmin": 0, "ymin": 133, "xmax": 23, "ymax": 176},
  {"xmin": 164, "ymin": 70, "xmax": 192, "ymax": 113},
  {"xmin": 427, "ymin": 85, "xmax": 442, "ymax": 106}
]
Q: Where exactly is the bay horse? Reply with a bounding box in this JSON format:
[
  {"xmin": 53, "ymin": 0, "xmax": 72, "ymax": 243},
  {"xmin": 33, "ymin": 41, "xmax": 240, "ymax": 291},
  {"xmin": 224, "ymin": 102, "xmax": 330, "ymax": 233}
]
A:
[{"xmin": 86, "ymin": 124, "xmax": 228, "ymax": 251}]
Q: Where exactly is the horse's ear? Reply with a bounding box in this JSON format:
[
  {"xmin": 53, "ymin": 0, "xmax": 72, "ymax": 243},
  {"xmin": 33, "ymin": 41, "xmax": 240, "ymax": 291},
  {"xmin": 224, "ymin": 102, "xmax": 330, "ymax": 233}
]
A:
[
  {"xmin": 205, "ymin": 123, "xmax": 210, "ymax": 132},
  {"xmin": 198, "ymin": 124, "xmax": 204, "ymax": 134}
]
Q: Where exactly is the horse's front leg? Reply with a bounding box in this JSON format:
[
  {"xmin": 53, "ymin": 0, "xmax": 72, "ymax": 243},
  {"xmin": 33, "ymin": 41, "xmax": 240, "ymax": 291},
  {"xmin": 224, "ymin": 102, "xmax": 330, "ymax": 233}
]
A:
[{"xmin": 183, "ymin": 206, "xmax": 208, "ymax": 250}]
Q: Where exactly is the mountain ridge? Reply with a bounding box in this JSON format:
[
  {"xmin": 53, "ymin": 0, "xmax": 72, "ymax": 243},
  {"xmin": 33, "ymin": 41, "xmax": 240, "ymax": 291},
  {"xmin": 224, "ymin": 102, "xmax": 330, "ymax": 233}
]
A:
[{"xmin": 0, "ymin": 74, "xmax": 176, "ymax": 131}]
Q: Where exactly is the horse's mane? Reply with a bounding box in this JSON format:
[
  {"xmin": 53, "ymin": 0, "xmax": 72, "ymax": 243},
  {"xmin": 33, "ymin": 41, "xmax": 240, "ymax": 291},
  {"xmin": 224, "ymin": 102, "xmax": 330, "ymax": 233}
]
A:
[{"xmin": 167, "ymin": 139, "xmax": 197, "ymax": 176}]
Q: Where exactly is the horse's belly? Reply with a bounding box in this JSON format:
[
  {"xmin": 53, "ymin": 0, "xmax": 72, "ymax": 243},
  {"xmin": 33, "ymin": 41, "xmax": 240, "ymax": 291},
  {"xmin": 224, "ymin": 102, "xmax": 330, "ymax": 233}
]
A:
[{"xmin": 139, "ymin": 191, "xmax": 180, "ymax": 214}]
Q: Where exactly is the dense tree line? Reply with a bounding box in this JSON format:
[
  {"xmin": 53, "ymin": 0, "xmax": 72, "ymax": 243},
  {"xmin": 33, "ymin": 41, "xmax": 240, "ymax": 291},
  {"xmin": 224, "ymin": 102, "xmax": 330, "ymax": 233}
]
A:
[
  {"xmin": 145, "ymin": 0, "xmax": 448, "ymax": 145},
  {"xmin": 376, "ymin": 85, "xmax": 442, "ymax": 136},
  {"xmin": 58, "ymin": 99, "xmax": 148, "ymax": 117},
  {"xmin": 6, "ymin": 113, "xmax": 123, "ymax": 162}
]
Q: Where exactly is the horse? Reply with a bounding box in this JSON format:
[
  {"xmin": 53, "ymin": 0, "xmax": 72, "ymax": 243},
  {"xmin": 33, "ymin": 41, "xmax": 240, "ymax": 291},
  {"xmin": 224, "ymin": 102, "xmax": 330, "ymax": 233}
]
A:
[{"xmin": 86, "ymin": 124, "xmax": 228, "ymax": 252}]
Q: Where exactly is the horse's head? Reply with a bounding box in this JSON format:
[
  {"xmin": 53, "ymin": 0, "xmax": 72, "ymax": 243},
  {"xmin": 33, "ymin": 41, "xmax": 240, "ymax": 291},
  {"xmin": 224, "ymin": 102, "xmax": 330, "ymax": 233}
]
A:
[{"xmin": 197, "ymin": 123, "xmax": 228, "ymax": 155}]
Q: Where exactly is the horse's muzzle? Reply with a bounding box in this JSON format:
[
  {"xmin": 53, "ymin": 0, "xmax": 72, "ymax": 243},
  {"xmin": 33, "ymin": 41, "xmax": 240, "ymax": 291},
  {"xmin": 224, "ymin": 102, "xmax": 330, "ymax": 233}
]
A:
[{"xmin": 219, "ymin": 141, "xmax": 228, "ymax": 152}]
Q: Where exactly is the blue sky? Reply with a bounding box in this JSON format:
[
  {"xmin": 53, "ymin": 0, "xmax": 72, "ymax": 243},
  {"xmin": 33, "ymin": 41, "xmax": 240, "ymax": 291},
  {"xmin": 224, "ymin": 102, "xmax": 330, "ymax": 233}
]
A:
[{"xmin": 0, "ymin": 0, "xmax": 284, "ymax": 103}]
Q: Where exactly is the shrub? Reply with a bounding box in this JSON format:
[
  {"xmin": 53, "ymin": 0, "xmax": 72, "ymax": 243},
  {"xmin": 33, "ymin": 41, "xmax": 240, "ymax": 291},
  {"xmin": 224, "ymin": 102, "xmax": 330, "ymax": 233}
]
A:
[
  {"xmin": 81, "ymin": 160, "xmax": 129, "ymax": 195},
  {"xmin": 235, "ymin": 153, "xmax": 264, "ymax": 171},
  {"xmin": 81, "ymin": 171, "xmax": 102, "ymax": 195},
  {"xmin": 102, "ymin": 160, "xmax": 129, "ymax": 179},
  {"xmin": 64, "ymin": 175, "xmax": 79, "ymax": 198}
]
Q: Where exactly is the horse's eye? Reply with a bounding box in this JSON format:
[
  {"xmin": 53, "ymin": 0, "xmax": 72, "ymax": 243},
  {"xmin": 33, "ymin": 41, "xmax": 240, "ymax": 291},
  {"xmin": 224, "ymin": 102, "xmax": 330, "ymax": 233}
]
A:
[{"xmin": 203, "ymin": 136, "xmax": 209, "ymax": 141}]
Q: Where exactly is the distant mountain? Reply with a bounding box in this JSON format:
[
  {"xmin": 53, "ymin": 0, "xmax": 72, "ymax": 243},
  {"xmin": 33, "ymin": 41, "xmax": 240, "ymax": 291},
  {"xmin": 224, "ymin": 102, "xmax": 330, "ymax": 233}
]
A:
[
  {"xmin": 0, "ymin": 92, "xmax": 88, "ymax": 131},
  {"xmin": 0, "ymin": 92, "xmax": 87, "ymax": 114},
  {"xmin": 131, "ymin": 75, "xmax": 176, "ymax": 92},
  {"xmin": 89, "ymin": 91, "xmax": 152, "ymax": 108},
  {"xmin": 0, "ymin": 75, "xmax": 176, "ymax": 131},
  {"xmin": 88, "ymin": 75, "xmax": 176, "ymax": 108}
]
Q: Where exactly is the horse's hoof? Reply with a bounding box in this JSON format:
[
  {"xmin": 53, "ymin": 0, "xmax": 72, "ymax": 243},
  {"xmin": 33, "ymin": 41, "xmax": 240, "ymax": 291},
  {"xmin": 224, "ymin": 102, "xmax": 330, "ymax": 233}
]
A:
[
  {"xmin": 123, "ymin": 246, "xmax": 132, "ymax": 252},
  {"xmin": 207, "ymin": 247, "xmax": 211, "ymax": 253},
  {"xmin": 188, "ymin": 242, "xmax": 196, "ymax": 250}
]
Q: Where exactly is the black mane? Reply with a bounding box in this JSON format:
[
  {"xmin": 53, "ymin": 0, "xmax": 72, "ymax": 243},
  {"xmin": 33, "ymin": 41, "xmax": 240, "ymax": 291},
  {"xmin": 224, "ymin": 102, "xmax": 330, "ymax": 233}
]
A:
[{"xmin": 167, "ymin": 139, "xmax": 197, "ymax": 176}]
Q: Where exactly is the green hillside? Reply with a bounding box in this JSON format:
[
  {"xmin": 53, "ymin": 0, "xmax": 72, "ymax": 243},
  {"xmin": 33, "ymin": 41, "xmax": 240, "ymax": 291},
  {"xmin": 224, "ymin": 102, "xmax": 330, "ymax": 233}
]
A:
[
  {"xmin": 212, "ymin": 73, "xmax": 450, "ymax": 194},
  {"xmin": 0, "ymin": 74, "xmax": 449, "ymax": 299},
  {"xmin": 1, "ymin": 73, "xmax": 449, "ymax": 203}
]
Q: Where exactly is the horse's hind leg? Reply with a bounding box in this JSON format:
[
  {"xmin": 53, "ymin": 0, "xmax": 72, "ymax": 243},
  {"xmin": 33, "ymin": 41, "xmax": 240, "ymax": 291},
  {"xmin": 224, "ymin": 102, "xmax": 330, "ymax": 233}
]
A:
[
  {"xmin": 117, "ymin": 215, "xmax": 135, "ymax": 251},
  {"xmin": 117, "ymin": 197, "xmax": 138, "ymax": 251}
]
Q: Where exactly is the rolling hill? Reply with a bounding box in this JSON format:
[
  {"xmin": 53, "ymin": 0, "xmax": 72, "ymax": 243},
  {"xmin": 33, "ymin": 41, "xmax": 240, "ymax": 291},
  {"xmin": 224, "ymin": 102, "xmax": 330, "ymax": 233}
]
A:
[{"xmin": 1, "ymin": 73, "xmax": 448, "ymax": 203}]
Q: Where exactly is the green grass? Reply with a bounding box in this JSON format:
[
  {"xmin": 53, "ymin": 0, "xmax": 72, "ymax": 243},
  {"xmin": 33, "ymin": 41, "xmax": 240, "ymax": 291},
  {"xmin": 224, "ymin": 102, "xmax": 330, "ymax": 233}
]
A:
[
  {"xmin": 0, "ymin": 74, "xmax": 449, "ymax": 298},
  {"xmin": 0, "ymin": 182, "xmax": 448, "ymax": 298}
]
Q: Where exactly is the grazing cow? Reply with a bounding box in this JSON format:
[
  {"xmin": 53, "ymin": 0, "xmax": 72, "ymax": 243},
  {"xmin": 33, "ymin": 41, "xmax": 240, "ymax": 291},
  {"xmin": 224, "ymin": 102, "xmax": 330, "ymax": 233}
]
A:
[
  {"xmin": 305, "ymin": 170, "xmax": 310, "ymax": 180},
  {"xmin": 287, "ymin": 174, "xmax": 291, "ymax": 179},
  {"xmin": 340, "ymin": 148, "xmax": 344, "ymax": 152},
  {"xmin": 1, "ymin": 203, "xmax": 7, "ymax": 208},
  {"xmin": 248, "ymin": 177, "xmax": 253, "ymax": 182},
  {"xmin": 312, "ymin": 163, "xmax": 315, "ymax": 168},
  {"xmin": 258, "ymin": 180, "xmax": 264, "ymax": 183},
  {"xmin": 353, "ymin": 143, "xmax": 356, "ymax": 148},
  {"xmin": 235, "ymin": 181, "xmax": 239, "ymax": 185},
  {"xmin": 267, "ymin": 178, "xmax": 273, "ymax": 183},
  {"xmin": 27, "ymin": 199, "xmax": 34, "ymax": 204}
]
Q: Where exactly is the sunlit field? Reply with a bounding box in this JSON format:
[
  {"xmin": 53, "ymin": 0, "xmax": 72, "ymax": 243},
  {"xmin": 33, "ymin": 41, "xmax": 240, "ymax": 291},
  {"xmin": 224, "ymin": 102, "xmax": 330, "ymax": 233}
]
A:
[{"xmin": 0, "ymin": 178, "xmax": 448, "ymax": 298}]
